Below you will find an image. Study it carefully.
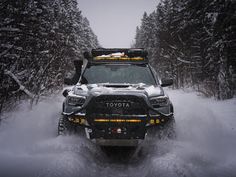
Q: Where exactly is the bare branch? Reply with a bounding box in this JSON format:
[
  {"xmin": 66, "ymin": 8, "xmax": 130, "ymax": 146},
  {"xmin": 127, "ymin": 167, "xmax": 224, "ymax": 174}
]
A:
[
  {"xmin": 4, "ymin": 70, "xmax": 35, "ymax": 98},
  {"xmin": 177, "ymin": 57, "xmax": 195, "ymax": 64}
]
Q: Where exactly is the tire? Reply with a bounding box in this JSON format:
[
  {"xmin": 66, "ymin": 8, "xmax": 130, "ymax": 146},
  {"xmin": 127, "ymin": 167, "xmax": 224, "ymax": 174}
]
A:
[
  {"xmin": 159, "ymin": 117, "xmax": 176, "ymax": 139},
  {"xmin": 58, "ymin": 115, "xmax": 76, "ymax": 135},
  {"xmin": 147, "ymin": 117, "xmax": 176, "ymax": 140}
]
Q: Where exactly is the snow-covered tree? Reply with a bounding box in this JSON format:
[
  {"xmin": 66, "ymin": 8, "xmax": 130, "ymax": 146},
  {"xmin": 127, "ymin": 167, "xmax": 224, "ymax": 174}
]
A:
[
  {"xmin": 0, "ymin": 0, "xmax": 99, "ymax": 114},
  {"xmin": 134, "ymin": 0, "xmax": 236, "ymax": 99}
]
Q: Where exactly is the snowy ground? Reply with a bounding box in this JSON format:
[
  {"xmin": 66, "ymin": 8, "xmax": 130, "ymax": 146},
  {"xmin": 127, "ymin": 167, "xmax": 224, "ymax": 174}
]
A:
[{"xmin": 0, "ymin": 89, "xmax": 236, "ymax": 177}]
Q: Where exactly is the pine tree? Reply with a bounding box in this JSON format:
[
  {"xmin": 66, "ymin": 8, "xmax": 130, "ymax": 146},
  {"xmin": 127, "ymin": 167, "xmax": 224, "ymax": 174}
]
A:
[
  {"xmin": 0, "ymin": 0, "xmax": 99, "ymax": 114},
  {"xmin": 134, "ymin": 0, "xmax": 236, "ymax": 99}
]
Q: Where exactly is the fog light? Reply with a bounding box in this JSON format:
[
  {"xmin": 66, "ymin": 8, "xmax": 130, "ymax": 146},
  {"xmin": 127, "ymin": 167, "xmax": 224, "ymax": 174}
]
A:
[
  {"xmin": 150, "ymin": 119, "xmax": 155, "ymax": 124},
  {"xmin": 80, "ymin": 118, "xmax": 85, "ymax": 124},
  {"xmin": 74, "ymin": 118, "xmax": 80, "ymax": 123},
  {"xmin": 68, "ymin": 117, "xmax": 86, "ymax": 124}
]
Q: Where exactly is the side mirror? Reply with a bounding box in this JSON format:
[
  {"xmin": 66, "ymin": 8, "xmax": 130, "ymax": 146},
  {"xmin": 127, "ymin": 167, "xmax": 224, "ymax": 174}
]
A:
[
  {"xmin": 62, "ymin": 89, "xmax": 69, "ymax": 97},
  {"xmin": 161, "ymin": 78, "xmax": 173, "ymax": 87}
]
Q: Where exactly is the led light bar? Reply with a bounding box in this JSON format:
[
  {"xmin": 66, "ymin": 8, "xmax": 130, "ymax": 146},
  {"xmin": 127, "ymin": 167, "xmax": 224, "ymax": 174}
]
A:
[
  {"xmin": 94, "ymin": 56, "xmax": 145, "ymax": 61},
  {"xmin": 84, "ymin": 48, "xmax": 148, "ymax": 63},
  {"xmin": 94, "ymin": 119, "xmax": 142, "ymax": 123}
]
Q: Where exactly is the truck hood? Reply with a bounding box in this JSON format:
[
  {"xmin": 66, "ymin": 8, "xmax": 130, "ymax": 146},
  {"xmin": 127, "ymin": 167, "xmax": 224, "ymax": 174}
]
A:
[{"xmin": 71, "ymin": 83, "xmax": 164, "ymax": 98}]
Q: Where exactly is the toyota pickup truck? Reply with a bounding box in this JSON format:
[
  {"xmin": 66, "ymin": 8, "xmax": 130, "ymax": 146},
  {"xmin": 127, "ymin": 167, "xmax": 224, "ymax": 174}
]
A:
[{"xmin": 58, "ymin": 48, "xmax": 175, "ymax": 146}]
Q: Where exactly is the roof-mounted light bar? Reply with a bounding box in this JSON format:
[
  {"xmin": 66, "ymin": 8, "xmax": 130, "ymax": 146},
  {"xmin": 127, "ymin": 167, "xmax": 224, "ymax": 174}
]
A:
[{"xmin": 83, "ymin": 48, "xmax": 148, "ymax": 63}]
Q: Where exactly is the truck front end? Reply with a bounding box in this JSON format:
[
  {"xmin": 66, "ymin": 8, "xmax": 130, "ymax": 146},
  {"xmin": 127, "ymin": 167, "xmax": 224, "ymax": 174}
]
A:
[{"xmin": 59, "ymin": 48, "xmax": 175, "ymax": 146}]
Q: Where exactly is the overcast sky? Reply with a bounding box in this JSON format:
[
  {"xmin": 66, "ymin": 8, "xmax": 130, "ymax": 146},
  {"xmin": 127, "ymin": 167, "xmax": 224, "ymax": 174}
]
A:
[{"xmin": 77, "ymin": 0, "xmax": 159, "ymax": 48}]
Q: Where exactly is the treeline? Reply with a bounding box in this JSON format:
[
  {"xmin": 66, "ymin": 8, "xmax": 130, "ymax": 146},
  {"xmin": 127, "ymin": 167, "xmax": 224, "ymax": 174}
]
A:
[
  {"xmin": 134, "ymin": 0, "xmax": 236, "ymax": 99},
  {"xmin": 0, "ymin": 0, "xmax": 99, "ymax": 113}
]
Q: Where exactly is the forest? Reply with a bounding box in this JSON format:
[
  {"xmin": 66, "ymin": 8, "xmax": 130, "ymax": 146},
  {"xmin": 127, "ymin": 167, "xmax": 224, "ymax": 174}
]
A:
[
  {"xmin": 0, "ymin": 0, "xmax": 99, "ymax": 114},
  {"xmin": 1, "ymin": 0, "xmax": 236, "ymax": 116},
  {"xmin": 134, "ymin": 0, "xmax": 236, "ymax": 100}
]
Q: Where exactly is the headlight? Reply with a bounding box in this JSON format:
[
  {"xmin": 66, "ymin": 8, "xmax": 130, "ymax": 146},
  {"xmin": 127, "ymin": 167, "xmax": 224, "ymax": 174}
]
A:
[
  {"xmin": 67, "ymin": 96, "xmax": 86, "ymax": 106},
  {"xmin": 150, "ymin": 96, "xmax": 169, "ymax": 108}
]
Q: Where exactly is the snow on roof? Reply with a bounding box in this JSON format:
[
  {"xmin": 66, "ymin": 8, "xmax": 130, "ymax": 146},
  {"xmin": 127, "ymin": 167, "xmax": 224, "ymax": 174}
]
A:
[{"xmin": 98, "ymin": 52, "xmax": 125, "ymax": 58}]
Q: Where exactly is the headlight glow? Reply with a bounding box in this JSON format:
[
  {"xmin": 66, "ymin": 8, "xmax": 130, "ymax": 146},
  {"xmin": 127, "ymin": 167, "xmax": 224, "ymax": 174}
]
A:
[
  {"xmin": 67, "ymin": 96, "xmax": 86, "ymax": 106},
  {"xmin": 150, "ymin": 96, "xmax": 169, "ymax": 108}
]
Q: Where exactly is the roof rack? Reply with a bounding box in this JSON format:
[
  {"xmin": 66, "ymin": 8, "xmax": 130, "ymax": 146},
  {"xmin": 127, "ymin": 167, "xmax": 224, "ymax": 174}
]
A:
[{"xmin": 84, "ymin": 48, "xmax": 148, "ymax": 64}]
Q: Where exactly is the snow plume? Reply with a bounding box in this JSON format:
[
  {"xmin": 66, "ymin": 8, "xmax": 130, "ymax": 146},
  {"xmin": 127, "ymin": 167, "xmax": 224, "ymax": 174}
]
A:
[
  {"xmin": 0, "ymin": 90, "xmax": 236, "ymax": 177},
  {"xmin": 148, "ymin": 90, "xmax": 236, "ymax": 177},
  {"xmin": 0, "ymin": 95, "xmax": 99, "ymax": 177}
]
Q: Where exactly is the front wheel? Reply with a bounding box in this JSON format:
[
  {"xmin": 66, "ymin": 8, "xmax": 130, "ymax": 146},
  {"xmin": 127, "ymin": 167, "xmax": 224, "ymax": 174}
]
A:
[
  {"xmin": 159, "ymin": 117, "xmax": 176, "ymax": 139},
  {"xmin": 147, "ymin": 117, "xmax": 176, "ymax": 140},
  {"xmin": 58, "ymin": 115, "xmax": 76, "ymax": 135}
]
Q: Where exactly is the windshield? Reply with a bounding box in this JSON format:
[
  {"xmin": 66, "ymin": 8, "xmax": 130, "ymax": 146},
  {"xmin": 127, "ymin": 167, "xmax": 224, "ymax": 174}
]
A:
[{"xmin": 82, "ymin": 64, "xmax": 156, "ymax": 85}]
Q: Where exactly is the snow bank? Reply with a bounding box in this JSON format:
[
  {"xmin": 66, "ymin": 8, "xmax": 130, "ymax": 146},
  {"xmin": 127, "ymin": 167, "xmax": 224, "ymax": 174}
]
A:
[{"xmin": 0, "ymin": 96, "xmax": 99, "ymax": 177}]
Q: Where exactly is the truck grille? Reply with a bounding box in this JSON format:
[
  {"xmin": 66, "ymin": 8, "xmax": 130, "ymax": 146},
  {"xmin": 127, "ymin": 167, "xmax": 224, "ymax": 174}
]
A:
[
  {"xmin": 85, "ymin": 95, "xmax": 148, "ymax": 139},
  {"xmin": 86, "ymin": 95, "xmax": 147, "ymax": 116}
]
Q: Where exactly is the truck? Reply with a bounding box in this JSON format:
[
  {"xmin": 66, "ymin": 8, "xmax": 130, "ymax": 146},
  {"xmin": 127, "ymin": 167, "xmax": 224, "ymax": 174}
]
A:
[{"xmin": 58, "ymin": 48, "xmax": 175, "ymax": 146}]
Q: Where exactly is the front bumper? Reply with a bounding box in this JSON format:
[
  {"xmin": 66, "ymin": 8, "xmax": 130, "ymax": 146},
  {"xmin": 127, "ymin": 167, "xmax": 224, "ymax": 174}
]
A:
[
  {"xmin": 62, "ymin": 112, "xmax": 173, "ymax": 140},
  {"xmin": 62, "ymin": 95, "xmax": 174, "ymax": 145}
]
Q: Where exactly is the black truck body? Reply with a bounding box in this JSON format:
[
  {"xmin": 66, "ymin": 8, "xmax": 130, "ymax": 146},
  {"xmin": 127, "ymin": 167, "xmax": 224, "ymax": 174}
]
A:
[{"xmin": 59, "ymin": 48, "xmax": 175, "ymax": 146}]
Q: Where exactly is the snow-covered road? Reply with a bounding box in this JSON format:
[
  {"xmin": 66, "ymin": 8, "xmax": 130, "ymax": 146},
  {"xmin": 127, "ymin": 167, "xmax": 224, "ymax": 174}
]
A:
[{"xmin": 0, "ymin": 90, "xmax": 236, "ymax": 177}]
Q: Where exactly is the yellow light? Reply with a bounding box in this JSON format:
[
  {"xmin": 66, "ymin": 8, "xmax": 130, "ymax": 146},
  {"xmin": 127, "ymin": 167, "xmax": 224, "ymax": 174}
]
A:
[
  {"xmin": 156, "ymin": 119, "xmax": 160, "ymax": 124},
  {"xmin": 126, "ymin": 119, "xmax": 141, "ymax": 123},
  {"xmin": 69, "ymin": 116, "xmax": 86, "ymax": 124},
  {"xmin": 110, "ymin": 119, "xmax": 126, "ymax": 122},
  {"xmin": 80, "ymin": 119, "xmax": 85, "ymax": 124},
  {"xmin": 150, "ymin": 119, "xmax": 155, "ymax": 124},
  {"xmin": 94, "ymin": 119, "xmax": 110, "ymax": 122},
  {"xmin": 94, "ymin": 57, "xmax": 144, "ymax": 61},
  {"xmin": 74, "ymin": 119, "xmax": 80, "ymax": 123},
  {"xmin": 94, "ymin": 119, "xmax": 142, "ymax": 123}
]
